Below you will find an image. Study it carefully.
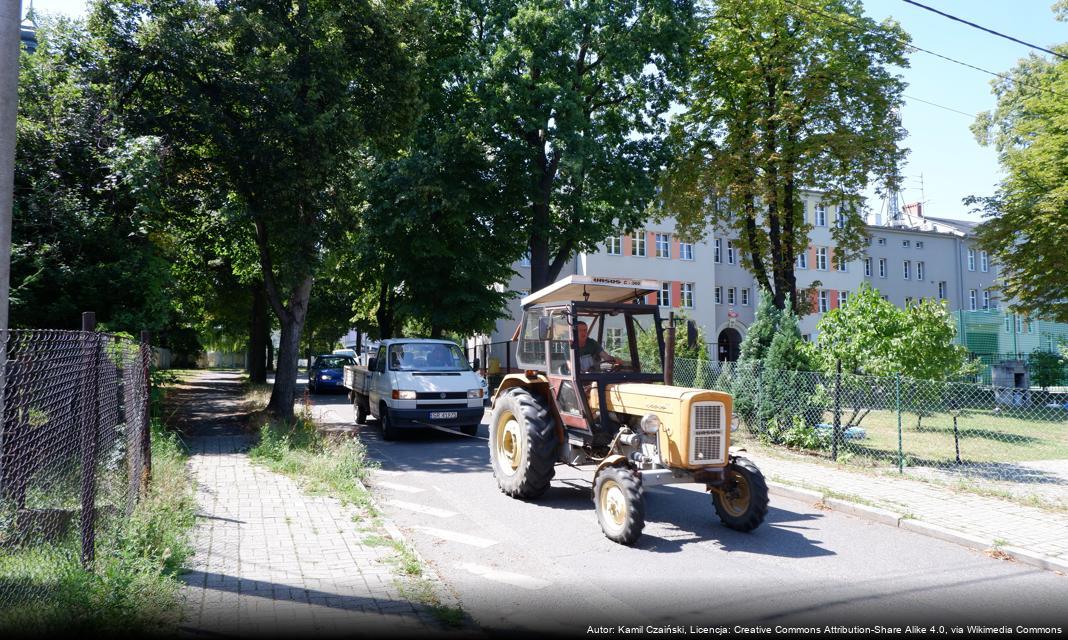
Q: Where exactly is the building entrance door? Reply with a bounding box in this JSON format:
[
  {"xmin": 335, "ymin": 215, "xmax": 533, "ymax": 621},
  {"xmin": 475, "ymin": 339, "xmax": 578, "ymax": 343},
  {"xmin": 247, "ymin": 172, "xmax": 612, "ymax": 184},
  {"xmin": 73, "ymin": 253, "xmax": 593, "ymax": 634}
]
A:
[{"xmin": 717, "ymin": 328, "xmax": 742, "ymax": 362}]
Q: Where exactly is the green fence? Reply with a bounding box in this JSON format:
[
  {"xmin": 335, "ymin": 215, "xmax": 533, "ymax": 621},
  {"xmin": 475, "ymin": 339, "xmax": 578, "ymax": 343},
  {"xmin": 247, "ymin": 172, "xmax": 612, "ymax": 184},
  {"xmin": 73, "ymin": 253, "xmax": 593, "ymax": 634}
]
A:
[
  {"xmin": 955, "ymin": 309, "xmax": 1068, "ymax": 385},
  {"xmin": 673, "ymin": 358, "xmax": 1068, "ymax": 493}
]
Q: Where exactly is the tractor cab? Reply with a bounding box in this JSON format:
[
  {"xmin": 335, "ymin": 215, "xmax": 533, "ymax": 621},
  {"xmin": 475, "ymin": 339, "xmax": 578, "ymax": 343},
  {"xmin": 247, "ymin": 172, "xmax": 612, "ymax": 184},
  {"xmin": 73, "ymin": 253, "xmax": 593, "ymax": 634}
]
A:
[{"xmin": 513, "ymin": 276, "xmax": 665, "ymax": 443}]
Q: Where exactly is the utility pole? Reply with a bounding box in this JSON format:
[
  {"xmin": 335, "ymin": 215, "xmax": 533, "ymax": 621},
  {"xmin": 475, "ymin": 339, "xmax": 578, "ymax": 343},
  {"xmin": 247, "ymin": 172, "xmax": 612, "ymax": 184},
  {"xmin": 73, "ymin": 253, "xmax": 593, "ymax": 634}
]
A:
[{"xmin": 1, "ymin": 1, "xmax": 21, "ymax": 338}]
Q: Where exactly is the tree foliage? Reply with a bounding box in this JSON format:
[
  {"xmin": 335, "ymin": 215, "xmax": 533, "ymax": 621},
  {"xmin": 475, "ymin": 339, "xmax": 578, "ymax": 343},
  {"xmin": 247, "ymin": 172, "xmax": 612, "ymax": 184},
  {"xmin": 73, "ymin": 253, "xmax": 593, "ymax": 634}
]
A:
[
  {"xmin": 968, "ymin": 9, "xmax": 1068, "ymax": 322},
  {"xmin": 467, "ymin": 0, "xmax": 697, "ymax": 291},
  {"xmin": 658, "ymin": 0, "xmax": 908, "ymax": 309},
  {"xmin": 96, "ymin": 0, "xmax": 418, "ymax": 419},
  {"xmin": 12, "ymin": 16, "xmax": 172, "ymax": 334}
]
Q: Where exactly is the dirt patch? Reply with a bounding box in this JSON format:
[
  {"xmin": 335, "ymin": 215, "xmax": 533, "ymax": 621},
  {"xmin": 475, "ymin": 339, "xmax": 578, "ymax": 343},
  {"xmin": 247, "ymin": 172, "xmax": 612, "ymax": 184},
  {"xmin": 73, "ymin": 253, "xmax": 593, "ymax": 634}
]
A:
[{"xmin": 162, "ymin": 370, "xmax": 255, "ymax": 438}]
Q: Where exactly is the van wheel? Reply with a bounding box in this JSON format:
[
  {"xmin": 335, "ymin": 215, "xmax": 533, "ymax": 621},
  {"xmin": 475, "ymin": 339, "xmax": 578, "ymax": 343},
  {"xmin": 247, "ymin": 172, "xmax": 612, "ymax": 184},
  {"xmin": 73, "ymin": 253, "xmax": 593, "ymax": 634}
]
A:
[
  {"xmin": 712, "ymin": 457, "xmax": 769, "ymax": 532},
  {"xmin": 380, "ymin": 405, "xmax": 399, "ymax": 441},
  {"xmin": 489, "ymin": 388, "xmax": 557, "ymax": 499},
  {"xmin": 594, "ymin": 465, "xmax": 645, "ymax": 545}
]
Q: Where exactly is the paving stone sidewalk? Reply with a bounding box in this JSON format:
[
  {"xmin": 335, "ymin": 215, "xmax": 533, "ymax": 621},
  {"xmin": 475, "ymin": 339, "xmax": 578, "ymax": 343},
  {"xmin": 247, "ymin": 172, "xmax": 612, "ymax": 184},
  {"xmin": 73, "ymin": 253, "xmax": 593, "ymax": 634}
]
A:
[
  {"xmin": 176, "ymin": 371, "xmax": 454, "ymax": 637},
  {"xmin": 747, "ymin": 450, "xmax": 1068, "ymax": 568}
]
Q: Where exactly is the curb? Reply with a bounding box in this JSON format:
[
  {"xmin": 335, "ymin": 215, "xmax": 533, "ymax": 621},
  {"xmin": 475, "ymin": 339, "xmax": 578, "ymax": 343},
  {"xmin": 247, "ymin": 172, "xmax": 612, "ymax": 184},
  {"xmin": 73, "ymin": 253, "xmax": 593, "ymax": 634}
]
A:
[{"xmin": 767, "ymin": 481, "xmax": 1068, "ymax": 575}]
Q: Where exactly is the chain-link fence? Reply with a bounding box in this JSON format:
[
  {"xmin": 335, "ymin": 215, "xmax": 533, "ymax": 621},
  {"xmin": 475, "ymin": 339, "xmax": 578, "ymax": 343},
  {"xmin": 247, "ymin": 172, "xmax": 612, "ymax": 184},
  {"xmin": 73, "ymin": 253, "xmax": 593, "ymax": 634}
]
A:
[
  {"xmin": 0, "ymin": 324, "xmax": 152, "ymax": 611},
  {"xmin": 674, "ymin": 358, "xmax": 1068, "ymax": 498}
]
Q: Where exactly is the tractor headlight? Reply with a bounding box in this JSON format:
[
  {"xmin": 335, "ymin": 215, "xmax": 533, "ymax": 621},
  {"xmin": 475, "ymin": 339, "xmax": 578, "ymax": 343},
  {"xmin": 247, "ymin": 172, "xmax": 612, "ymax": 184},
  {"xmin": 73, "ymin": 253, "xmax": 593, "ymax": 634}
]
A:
[
  {"xmin": 640, "ymin": 413, "xmax": 661, "ymax": 435},
  {"xmin": 731, "ymin": 413, "xmax": 739, "ymax": 432},
  {"xmin": 468, "ymin": 389, "xmax": 483, "ymax": 398},
  {"xmin": 392, "ymin": 390, "xmax": 417, "ymax": 400}
]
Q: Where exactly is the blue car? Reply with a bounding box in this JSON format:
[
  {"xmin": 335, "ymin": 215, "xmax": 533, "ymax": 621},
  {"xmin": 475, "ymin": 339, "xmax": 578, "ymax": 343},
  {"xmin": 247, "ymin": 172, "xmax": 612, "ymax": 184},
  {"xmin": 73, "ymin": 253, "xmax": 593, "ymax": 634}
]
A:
[{"xmin": 307, "ymin": 354, "xmax": 355, "ymax": 394}]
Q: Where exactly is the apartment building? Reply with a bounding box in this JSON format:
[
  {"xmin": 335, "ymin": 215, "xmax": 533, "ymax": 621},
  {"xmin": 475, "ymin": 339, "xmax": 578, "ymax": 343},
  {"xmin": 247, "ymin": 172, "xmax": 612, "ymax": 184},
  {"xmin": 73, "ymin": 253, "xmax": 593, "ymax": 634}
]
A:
[{"xmin": 473, "ymin": 196, "xmax": 997, "ymax": 367}]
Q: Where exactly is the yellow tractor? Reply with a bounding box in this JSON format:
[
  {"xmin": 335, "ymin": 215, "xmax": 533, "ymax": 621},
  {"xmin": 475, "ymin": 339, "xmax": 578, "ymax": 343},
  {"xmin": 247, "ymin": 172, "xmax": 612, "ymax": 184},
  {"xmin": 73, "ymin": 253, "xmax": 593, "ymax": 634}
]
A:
[{"xmin": 489, "ymin": 275, "xmax": 768, "ymax": 545}]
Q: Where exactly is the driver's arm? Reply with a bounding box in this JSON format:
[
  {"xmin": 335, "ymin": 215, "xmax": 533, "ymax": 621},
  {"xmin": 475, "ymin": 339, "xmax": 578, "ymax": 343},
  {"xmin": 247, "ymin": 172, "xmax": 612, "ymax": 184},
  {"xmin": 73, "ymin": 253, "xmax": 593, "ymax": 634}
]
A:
[{"xmin": 599, "ymin": 349, "xmax": 622, "ymax": 365}]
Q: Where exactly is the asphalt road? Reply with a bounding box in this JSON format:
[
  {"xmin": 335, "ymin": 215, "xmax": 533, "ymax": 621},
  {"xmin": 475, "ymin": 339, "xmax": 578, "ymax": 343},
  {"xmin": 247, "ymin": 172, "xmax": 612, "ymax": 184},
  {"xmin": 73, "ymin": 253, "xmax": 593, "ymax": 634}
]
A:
[{"xmin": 308, "ymin": 389, "xmax": 1068, "ymax": 636}]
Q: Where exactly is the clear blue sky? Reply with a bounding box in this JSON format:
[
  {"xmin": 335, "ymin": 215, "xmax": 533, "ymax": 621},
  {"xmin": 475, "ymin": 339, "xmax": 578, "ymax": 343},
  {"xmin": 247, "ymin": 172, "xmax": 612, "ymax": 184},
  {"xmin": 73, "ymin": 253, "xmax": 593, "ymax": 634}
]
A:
[{"xmin": 27, "ymin": 0, "xmax": 1068, "ymax": 222}]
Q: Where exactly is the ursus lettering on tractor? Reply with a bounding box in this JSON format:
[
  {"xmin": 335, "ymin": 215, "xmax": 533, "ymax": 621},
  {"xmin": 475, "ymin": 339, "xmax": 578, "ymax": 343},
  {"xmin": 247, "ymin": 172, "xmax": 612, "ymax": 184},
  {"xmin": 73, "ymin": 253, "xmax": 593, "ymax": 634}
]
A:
[{"xmin": 489, "ymin": 275, "xmax": 768, "ymax": 545}]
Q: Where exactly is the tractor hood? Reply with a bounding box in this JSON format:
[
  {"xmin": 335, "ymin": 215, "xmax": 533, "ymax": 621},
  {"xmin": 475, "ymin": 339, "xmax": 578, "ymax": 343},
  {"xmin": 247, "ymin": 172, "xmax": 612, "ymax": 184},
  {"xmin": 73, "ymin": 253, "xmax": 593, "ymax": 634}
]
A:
[{"xmin": 589, "ymin": 383, "xmax": 731, "ymax": 414}]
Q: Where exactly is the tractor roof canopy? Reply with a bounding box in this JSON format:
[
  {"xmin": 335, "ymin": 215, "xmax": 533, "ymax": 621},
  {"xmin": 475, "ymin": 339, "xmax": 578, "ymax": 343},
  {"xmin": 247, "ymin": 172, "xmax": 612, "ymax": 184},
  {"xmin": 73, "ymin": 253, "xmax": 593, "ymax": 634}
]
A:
[{"xmin": 521, "ymin": 275, "xmax": 660, "ymax": 309}]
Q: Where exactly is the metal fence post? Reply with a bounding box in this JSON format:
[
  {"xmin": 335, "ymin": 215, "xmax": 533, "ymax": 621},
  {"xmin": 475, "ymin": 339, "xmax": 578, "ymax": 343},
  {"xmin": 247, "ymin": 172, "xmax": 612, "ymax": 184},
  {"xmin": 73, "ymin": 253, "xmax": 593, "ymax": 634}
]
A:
[
  {"xmin": 79, "ymin": 312, "xmax": 100, "ymax": 569},
  {"xmin": 896, "ymin": 370, "xmax": 903, "ymax": 475},
  {"xmin": 140, "ymin": 330, "xmax": 152, "ymax": 491},
  {"xmin": 832, "ymin": 359, "xmax": 842, "ymax": 461}
]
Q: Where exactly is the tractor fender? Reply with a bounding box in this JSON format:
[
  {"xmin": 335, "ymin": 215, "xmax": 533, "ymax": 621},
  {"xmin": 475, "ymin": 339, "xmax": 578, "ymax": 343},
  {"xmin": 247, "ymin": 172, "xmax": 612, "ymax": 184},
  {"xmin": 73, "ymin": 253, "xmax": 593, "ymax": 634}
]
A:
[{"xmin": 596, "ymin": 454, "xmax": 629, "ymax": 475}]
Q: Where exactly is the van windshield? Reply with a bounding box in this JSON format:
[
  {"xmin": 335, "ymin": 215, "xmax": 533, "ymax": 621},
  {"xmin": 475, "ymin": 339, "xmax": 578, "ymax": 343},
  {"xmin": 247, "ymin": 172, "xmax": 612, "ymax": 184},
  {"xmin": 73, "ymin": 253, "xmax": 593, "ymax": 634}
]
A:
[{"xmin": 388, "ymin": 343, "xmax": 470, "ymax": 372}]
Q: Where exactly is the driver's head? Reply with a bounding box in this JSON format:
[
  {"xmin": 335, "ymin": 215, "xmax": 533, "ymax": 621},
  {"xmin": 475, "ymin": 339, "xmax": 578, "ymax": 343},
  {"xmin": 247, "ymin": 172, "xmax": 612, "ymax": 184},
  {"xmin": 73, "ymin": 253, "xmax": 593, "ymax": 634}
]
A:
[{"xmin": 576, "ymin": 321, "xmax": 589, "ymax": 346}]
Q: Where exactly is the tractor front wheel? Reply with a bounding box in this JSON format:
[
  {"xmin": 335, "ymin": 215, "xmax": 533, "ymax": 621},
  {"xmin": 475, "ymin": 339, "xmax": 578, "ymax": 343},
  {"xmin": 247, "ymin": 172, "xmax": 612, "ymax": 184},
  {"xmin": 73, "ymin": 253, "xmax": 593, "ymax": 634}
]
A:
[
  {"xmin": 489, "ymin": 388, "xmax": 557, "ymax": 499},
  {"xmin": 593, "ymin": 465, "xmax": 645, "ymax": 545},
  {"xmin": 711, "ymin": 457, "xmax": 769, "ymax": 532}
]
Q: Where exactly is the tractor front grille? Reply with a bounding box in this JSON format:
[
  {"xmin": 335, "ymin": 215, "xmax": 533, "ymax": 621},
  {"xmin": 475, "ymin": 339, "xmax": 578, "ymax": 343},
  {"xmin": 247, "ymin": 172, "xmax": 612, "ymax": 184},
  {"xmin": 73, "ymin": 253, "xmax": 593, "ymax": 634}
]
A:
[{"xmin": 689, "ymin": 403, "xmax": 724, "ymax": 465}]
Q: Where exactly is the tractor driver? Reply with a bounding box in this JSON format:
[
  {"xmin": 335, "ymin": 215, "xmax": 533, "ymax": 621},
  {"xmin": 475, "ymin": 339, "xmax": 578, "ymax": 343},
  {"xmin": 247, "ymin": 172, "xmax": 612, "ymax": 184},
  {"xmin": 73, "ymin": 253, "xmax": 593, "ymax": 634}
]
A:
[{"xmin": 575, "ymin": 320, "xmax": 623, "ymax": 372}]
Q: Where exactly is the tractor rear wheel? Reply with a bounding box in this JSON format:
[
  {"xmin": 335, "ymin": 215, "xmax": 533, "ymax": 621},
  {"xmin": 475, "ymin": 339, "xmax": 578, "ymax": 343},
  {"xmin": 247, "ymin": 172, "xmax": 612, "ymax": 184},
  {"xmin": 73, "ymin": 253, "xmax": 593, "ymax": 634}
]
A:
[
  {"xmin": 711, "ymin": 457, "xmax": 768, "ymax": 532},
  {"xmin": 489, "ymin": 387, "xmax": 557, "ymax": 499},
  {"xmin": 593, "ymin": 465, "xmax": 645, "ymax": 545}
]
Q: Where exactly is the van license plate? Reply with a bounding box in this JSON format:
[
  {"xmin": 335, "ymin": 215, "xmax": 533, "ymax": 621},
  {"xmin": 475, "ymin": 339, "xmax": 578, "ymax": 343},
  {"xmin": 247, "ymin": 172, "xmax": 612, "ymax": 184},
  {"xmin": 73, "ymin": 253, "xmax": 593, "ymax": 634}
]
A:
[{"xmin": 430, "ymin": 411, "xmax": 458, "ymax": 420}]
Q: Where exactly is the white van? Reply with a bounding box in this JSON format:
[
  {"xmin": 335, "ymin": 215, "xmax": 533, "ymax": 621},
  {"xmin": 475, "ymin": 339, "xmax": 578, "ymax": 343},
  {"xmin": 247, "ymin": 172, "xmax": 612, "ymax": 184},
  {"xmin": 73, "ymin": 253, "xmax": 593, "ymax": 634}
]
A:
[{"xmin": 343, "ymin": 339, "xmax": 485, "ymax": 440}]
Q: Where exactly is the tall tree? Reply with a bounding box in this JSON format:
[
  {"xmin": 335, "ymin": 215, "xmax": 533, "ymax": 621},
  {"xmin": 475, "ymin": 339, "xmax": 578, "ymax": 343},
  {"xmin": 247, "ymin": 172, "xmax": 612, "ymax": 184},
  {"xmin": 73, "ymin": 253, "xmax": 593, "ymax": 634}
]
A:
[
  {"xmin": 13, "ymin": 15, "xmax": 173, "ymax": 332},
  {"xmin": 968, "ymin": 6, "xmax": 1068, "ymax": 322},
  {"xmin": 659, "ymin": 0, "xmax": 908, "ymax": 309},
  {"xmin": 469, "ymin": 0, "xmax": 696, "ymax": 291},
  {"xmin": 96, "ymin": 0, "xmax": 417, "ymax": 419}
]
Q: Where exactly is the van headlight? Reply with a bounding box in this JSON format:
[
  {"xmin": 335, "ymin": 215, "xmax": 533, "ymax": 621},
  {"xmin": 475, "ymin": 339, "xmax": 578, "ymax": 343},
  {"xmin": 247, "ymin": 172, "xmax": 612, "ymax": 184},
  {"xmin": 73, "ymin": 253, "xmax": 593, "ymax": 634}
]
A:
[
  {"xmin": 640, "ymin": 413, "xmax": 661, "ymax": 435},
  {"xmin": 468, "ymin": 389, "xmax": 484, "ymax": 398},
  {"xmin": 392, "ymin": 390, "xmax": 417, "ymax": 400}
]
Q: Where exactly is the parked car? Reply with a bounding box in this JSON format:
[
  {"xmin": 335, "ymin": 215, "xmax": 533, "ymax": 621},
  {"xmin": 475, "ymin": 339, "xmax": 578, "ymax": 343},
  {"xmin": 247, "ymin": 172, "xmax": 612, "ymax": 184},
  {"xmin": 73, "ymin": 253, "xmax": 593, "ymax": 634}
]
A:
[{"xmin": 308, "ymin": 354, "xmax": 356, "ymax": 394}]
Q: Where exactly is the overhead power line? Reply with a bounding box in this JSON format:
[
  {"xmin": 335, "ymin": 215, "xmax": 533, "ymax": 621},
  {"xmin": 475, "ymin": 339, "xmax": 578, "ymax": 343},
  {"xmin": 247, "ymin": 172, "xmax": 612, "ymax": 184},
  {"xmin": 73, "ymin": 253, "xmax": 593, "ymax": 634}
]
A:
[
  {"xmin": 901, "ymin": 0, "xmax": 1068, "ymax": 62},
  {"xmin": 902, "ymin": 94, "xmax": 975, "ymax": 119},
  {"xmin": 780, "ymin": 0, "xmax": 1068, "ymax": 102}
]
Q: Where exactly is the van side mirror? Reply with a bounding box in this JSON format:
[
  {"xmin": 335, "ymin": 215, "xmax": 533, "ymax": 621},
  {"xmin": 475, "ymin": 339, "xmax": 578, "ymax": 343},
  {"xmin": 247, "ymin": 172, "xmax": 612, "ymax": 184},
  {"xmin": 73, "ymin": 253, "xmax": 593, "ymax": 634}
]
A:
[
  {"xmin": 687, "ymin": 320, "xmax": 698, "ymax": 350},
  {"xmin": 368, "ymin": 357, "xmax": 377, "ymax": 372},
  {"xmin": 537, "ymin": 317, "xmax": 551, "ymax": 340}
]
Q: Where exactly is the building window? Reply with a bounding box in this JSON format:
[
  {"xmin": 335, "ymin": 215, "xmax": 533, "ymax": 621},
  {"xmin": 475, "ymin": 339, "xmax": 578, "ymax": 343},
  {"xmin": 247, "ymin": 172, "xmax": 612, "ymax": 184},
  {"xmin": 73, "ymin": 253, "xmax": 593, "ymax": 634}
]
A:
[
  {"xmin": 606, "ymin": 236, "xmax": 622, "ymax": 255},
  {"xmin": 726, "ymin": 240, "xmax": 736, "ymax": 265},
  {"xmin": 655, "ymin": 233, "xmax": 670, "ymax": 258},
  {"xmin": 741, "ymin": 288, "xmax": 750, "ymax": 306},
  {"xmin": 878, "ymin": 258, "xmax": 887, "ymax": 278},
  {"xmin": 877, "ymin": 237, "xmax": 886, "ymax": 246},
  {"xmin": 816, "ymin": 247, "xmax": 828, "ymax": 270},
  {"xmin": 903, "ymin": 260, "xmax": 911, "ymax": 280},
  {"xmin": 835, "ymin": 210, "xmax": 846, "ymax": 229},
  {"xmin": 605, "ymin": 327, "xmax": 625, "ymax": 352},
  {"xmin": 632, "ymin": 231, "xmax": 647, "ymax": 257},
  {"xmin": 905, "ymin": 296, "xmax": 913, "ymax": 306},
  {"xmin": 917, "ymin": 261, "xmax": 925, "ymax": 281},
  {"xmin": 938, "ymin": 281, "xmax": 946, "ymax": 300},
  {"xmin": 714, "ymin": 287, "xmax": 722, "ymax": 304},
  {"xmin": 835, "ymin": 253, "xmax": 847, "ymax": 272},
  {"xmin": 797, "ymin": 251, "xmax": 808, "ymax": 269},
  {"xmin": 727, "ymin": 287, "xmax": 736, "ymax": 305},
  {"xmin": 980, "ymin": 250, "xmax": 989, "ymax": 272},
  {"xmin": 681, "ymin": 283, "xmax": 694, "ymax": 308},
  {"xmin": 983, "ymin": 291, "xmax": 990, "ymax": 310},
  {"xmin": 839, "ymin": 291, "xmax": 849, "ymax": 308},
  {"xmin": 1005, "ymin": 316, "xmax": 1012, "ymax": 332},
  {"xmin": 519, "ymin": 252, "xmax": 531, "ymax": 268},
  {"xmin": 864, "ymin": 257, "xmax": 872, "ymax": 277},
  {"xmin": 1027, "ymin": 320, "xmax": 1034, "ymax": 334},
  {"xmin": 680, "ymin": 242, "xmax": 694, "ymax": 261},
  {"xmin": 916, "ymin": 241, "xmax": 924, "ymax": 249},
  {"xmin": 969, "ymin": 289, "xmax": 977, "ymax": 311},
  {"xmin": 902, "ymin": 240, "xmax": 910, "ymax": 248},
  {"xmin": 714, "ymin": 239, "xmax": 721, "ymax": 263},
  {"xmin": 967, "ymin": 248, "xmax": 975, "ymax": 271},
  {"xmin": 815, "ymin": 203, "xmax": 827, "ymax": 226},
  {"xmin": 818, "ymin": 290, "xmax": 829, "ymax": 313},
  {"xmin": 658, "ymin": 282, "xmax": 671, "ymax": 307},
  {"xmin": 1015, "ymin": 317, "xmax": 1023, "ymax": 333}
]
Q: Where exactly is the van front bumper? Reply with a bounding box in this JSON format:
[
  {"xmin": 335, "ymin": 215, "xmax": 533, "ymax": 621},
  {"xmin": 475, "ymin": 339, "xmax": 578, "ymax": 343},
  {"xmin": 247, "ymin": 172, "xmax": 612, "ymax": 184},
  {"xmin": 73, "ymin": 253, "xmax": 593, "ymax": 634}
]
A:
[{"xmin": 388, "ymin": 406, "xmax": 485, "ymax": 428}]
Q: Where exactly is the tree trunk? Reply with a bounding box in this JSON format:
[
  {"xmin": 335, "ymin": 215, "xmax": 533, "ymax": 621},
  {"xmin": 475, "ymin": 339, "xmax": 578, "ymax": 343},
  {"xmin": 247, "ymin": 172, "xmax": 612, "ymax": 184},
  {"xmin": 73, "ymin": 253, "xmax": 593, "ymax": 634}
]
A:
[
  {"xmin": 265, "ymin": 275, "xmax": 313, "ymax": 422},
  {"xmin": 248, "ymin": 282, "xmax": 267, "ymax": 384}
]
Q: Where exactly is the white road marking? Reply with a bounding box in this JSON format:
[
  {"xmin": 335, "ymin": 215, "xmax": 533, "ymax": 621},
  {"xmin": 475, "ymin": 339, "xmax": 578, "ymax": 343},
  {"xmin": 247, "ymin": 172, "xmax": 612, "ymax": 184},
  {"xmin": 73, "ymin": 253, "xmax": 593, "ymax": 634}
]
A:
[
  {"xmin": 375, "ymin": 481, "xmax": 424, "ymax": 494},
  {"xmin": 412, "ymin": 526, "xmax": 498, "ymax": 548},
  {"xmin": 458, "ymin": 563, "xmax": 551, "ymax": 590},
  {"xmin": 384, "ymin": 500, "xmax": 457, "ymax": 518}
]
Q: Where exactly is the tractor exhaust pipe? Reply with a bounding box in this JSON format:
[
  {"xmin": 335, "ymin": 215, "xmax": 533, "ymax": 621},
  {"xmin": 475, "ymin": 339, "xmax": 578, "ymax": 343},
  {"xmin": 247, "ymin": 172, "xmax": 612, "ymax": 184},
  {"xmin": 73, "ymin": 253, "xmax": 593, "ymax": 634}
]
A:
[{"xmin": 664, "ymin": 312, "xmax": 675, "ymax": 386}]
